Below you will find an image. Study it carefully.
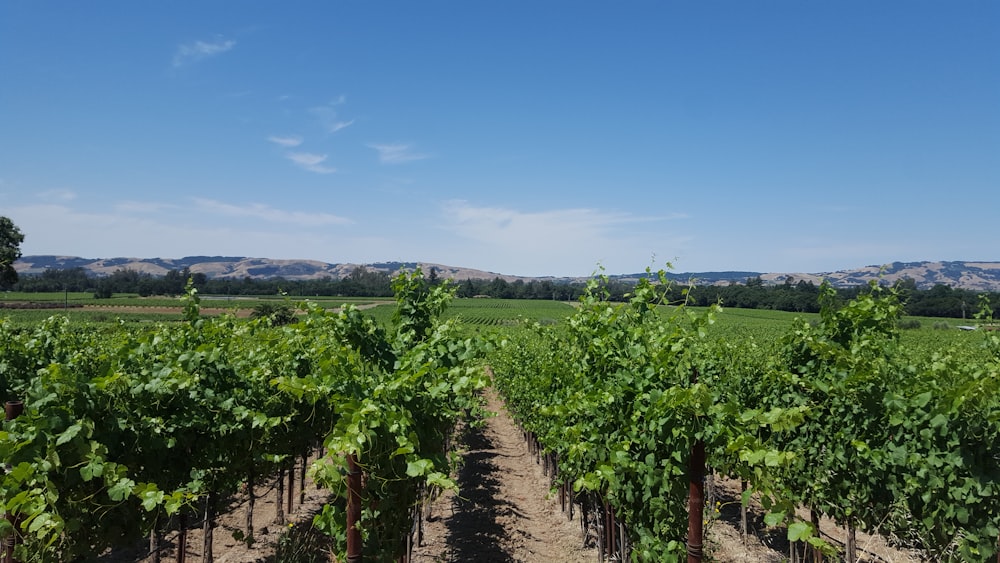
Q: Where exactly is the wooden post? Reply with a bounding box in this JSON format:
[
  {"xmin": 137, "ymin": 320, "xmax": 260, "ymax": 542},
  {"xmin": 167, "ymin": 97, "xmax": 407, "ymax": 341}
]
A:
[
  {"xmin": 177, "ymin": 513, "xmax": 187, "ymax": 563},
  {"xmin": 149, "ymin": 516, "xmax": 161, "ymax": 563},
  {"xmin": 596, "ymin": 497, "xmax": 605, "ymax": 563},
  {"xmin": 202, "ymin": 493, "xmax": 214, "ymax": 563},
  {"xmin": 299, "ymin": 451, "xmax": 307, "ymax": 506},
  {"xmin": 810, "ymin": 509, "xmax": 821, "ymax": 562},
  {"xmin": 245, "ymin": 470, "xmax": 255, "ymax": 543},
  {"xmin": 286, "ymin": 461, "xmax": 295, "ymax": 516},
  {"xmin": 847, "ymin": 521, "xmax": 857, "ymax": 563},
  {"xmin": 606, "ymin": 500, "xmax": 615, "ymax": 559},
  {"xmin": 276, "ymin": 466, "xmax": 285, "ymax": 525},
  {"xmin": 740, "ymin": 479, "xmax": 749, "ymax": 545},
  {"xmin": 346, "ymin": 454, "xmax": 363, "ymax": 563}
]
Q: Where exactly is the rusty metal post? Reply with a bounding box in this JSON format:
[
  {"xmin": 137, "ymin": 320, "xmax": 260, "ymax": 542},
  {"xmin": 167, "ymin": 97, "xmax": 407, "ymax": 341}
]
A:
[
  {"xmin": 346, "ymin": 454, "xmax": 363, "ymax": 563},
  {"xmin": 686, "ymin": 440, "xmax": 706, "ymax": 562}
]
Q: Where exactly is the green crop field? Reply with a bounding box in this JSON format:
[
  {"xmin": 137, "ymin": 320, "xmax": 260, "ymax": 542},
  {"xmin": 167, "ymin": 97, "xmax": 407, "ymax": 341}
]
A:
[
  {"xmin": 0, "ymin": 290, "xmax": 984, "ymax": 360},
  {"xmin": 445, "ymin": 298, "xmax": 576, "ymax": 326}
]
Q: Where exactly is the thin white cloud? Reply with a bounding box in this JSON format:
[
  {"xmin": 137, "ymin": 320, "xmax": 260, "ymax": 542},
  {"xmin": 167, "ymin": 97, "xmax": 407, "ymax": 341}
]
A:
[
  {"xmin": 7, "ymin": 203, "xmax": 359, "ymax": 262},
  {"xmin": 436, "ymin": 200, "xmax": 682, "ymax": 275},
  {"xmin": 193, "ymin": 198, "xmax": 351, "ymax": 226},
  {"xmin": 114, "ymin": 201, "xmax": 178, "ymax": 213},
  {"xmin": 309, "ymin": 99, "xmax": 354, "ymax": 133},
  {"xmin": 368, "ymin": 143, "xmax": 429, "ymax": 164},
  {"xmin": 268, "ymin": 135, "xmax": 303, "ymax": 148},
  {"xmin": 328, "ymin": 120, "xmax": 355, "ymax": 133},
  {"xmin": 286, "ymin": 152, "xmax": 336, "ymax": 174},
  {"xmin": 173, "ymin": 37, "xmax": 236, "ymax": 67},
  {"xmin": 441, "ymin": 201, "xmax": 637, "ymax": 243},
  {"xmin": 38, "ymin": 189, "xmax": 77, "ymax": 202}
]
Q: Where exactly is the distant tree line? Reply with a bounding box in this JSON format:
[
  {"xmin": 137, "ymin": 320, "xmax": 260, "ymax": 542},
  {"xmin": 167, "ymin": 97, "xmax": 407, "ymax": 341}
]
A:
[
  {"xmin": 11, "ymin": 266, "xmax": 393, "ymax": 298},
  {"xmin": 682, "ymin": 276, "xmax": 997, "ymax": 319},
  {"xmin": 9, "ymin": 268, "xmax": 998, "ymax": 320}
]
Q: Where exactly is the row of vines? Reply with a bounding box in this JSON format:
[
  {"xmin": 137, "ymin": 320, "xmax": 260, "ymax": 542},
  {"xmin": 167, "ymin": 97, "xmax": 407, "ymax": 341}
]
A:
[
  {"xmin": 489, "ymin": 270, "xmax": 1000, "ymax": 561},
  {"xmin": 0, "ymin": 271, "xmax": 486, "ymax": 562}
]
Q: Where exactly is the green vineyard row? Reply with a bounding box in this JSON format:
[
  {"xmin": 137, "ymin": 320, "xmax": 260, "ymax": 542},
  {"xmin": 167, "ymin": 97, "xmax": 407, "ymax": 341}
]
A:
[
  {"xmin": 0, "ymin": 272, "xmax": 485, "ymax": 562},
  {"xmin": 489, "ymin": 271, "xmax": 1000, "ymax": 561}
]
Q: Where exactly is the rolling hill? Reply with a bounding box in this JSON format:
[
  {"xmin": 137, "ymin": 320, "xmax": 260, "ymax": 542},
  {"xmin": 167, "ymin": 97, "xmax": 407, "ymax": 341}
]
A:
[{"xmin": 13, "ymin": 256, "xmax": 1000, "ymax": 291}]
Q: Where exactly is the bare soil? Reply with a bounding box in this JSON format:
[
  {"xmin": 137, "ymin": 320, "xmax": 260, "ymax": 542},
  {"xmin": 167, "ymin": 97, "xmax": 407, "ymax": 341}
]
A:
[
  {"xmin": 706, "ymin": 476, "xmax": 922, "ymax": 563},
  {"xmin": 99, "ymin": 386, "xmax": 924, "ymax": 563},
  {"xmin": 412, "ymin": 388, "xmax": 923, "ymax": 563},
  {"xmin": 411, "ymin": 389, "xmax": 598, "ymax": 563},
  {"xmin": 100, "ymin": 459, "xmax": 334, "ymax": 563}
]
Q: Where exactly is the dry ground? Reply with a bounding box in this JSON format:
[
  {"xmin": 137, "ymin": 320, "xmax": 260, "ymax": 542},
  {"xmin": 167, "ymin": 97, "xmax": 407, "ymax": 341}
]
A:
[{"xmin": 100, "ymin": 386, "xmax": 924, "ymax": 563}]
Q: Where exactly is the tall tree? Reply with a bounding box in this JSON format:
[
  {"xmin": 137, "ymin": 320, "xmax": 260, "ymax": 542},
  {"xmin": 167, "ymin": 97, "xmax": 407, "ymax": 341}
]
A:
[{"xmin": 0, "ymin": 216, "xmax": 25, "ymax": 288}]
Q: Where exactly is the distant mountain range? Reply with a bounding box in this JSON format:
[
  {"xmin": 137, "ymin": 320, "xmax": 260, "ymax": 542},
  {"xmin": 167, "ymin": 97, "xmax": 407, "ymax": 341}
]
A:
[{"xmin": 13, "ymin": 256, "xmax": 1000, "ymax": 291}]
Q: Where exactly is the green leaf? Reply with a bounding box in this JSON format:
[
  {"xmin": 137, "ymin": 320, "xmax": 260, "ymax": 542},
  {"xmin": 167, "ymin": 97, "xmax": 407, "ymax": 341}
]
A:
[
  {"xmin": 764, "ymin": 511, "xmax": 786, "ymax": 527},
  {"xmin": 406, "ymin": 459, "xmax": 433, "ymax": 477},
  {"xmin": 788, "ymin": 521, "xmax": 813, "ymax": 542},
  {"xmin": 426, "ymin": 471, "xmax": 455, "ymax": 490},
  {"xmin": 108, "ymin": 478, "xmax": 135, "ymax": 502},
  {"xmin": 956, "ymin": 506, "xmax": 970, "ymax": 524},
  {"xmin": 56, "ymin": 423, "xmax": 83, "ymax": 446},
  {"xmin": 140, "ymin": 488, "xmax": 165, "ymax": 511},
  {"xmin": 164, "ymin": 492, "xmax": 186, "ymax": 515},
  {"xmin": 10, "ymin": 463, "xmax": 33, "ymax": 483},
  {"xmin": 28, "ymin": 512, "xmax": 53, "ymax": 535}
]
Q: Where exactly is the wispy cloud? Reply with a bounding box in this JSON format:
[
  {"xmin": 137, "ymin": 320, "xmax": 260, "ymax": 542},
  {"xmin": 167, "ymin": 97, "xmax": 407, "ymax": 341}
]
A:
[
  {"xmin": 441, "ymin": 201, "xmax": 640, "ymax": 243},
  {"xmin": 114, "ymin": 201, "xmax": 178, "ymax": 213},
  {"xmin": 368, "ymin": 143, "xmax": 429, "ymax": 164},
  {"xmin": 38, "ymin": 189, "xmax": 77, "ymax": 202},
  {"xmin": 193, "ymin": 198, "xmax": 351, "ymax": 226},
  {"xmin": 309, "ymin": 98, "xmax": 354, "ymax": 133},
  {"xmin": 173, "ymin": 37, "xmax": 236, "ymax": 67},
  {"xmin": 286, "ymin": 152, "xmax": 336, "ymax": 174},
  {"xmin": 268, "ymin": 135, "xmax": 303, "ymax": 148},
  {"xmin": 7, "ymin": 202, "xmax": 356, "ymax": 261},
  {"xmin": 328, "ymin": 120, "xmax": 355, "ymax": 133},
  {"xmin": 436, "ymin": 200, "xmax": 684, "ymax": 275}
]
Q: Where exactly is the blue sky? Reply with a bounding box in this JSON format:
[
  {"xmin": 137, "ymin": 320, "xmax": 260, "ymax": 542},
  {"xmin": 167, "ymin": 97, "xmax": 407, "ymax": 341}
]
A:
[{"xmin": 1, "ymin": 2, "xmax": 997, "ymax": 277}]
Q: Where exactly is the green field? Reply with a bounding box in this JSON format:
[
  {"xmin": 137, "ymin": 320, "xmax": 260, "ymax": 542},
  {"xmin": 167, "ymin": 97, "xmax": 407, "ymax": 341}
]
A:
[
  {"xmin": 0, "ymin": 291, "xmax": 394, "ymax": 324},
  {"xmin": 0, "ymin": 291, "xmax": 986, "ymax": 354}
]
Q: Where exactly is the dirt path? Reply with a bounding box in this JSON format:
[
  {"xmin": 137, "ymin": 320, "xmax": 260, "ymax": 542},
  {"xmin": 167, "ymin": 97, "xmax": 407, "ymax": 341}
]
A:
[
  {"xmin": 411, "ymin": 388, "xmax": 923, "ymax": 563},
  {"xmin": 412, "ymin": 389, "xmax": 598, "ymax": 563},
  {"xmin": 98, "ymin": 385, "xmax": 923, "ymax": 563}
]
